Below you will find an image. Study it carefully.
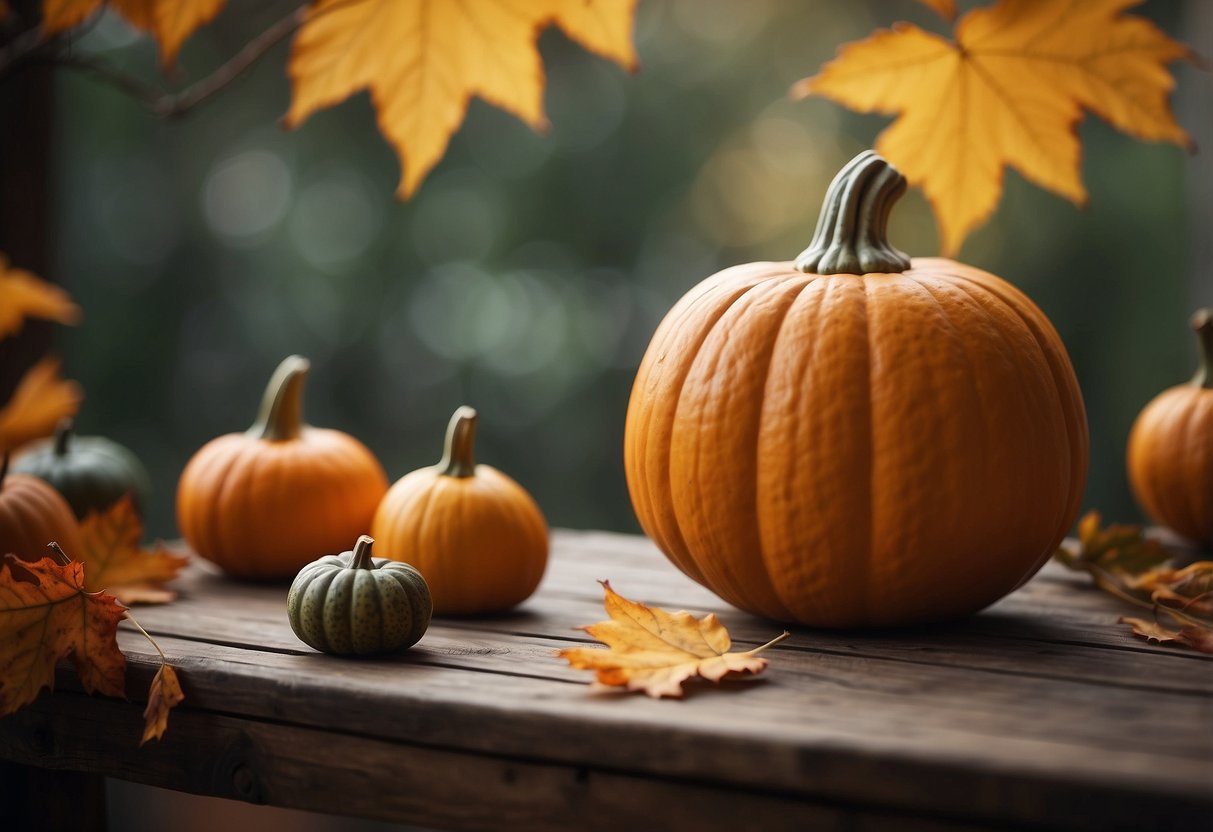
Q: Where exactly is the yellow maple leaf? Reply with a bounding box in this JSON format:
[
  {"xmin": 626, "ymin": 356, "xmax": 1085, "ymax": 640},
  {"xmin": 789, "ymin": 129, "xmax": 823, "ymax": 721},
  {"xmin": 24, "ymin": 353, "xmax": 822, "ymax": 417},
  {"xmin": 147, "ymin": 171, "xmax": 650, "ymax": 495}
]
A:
[
  {"xmin": 557, "ymin": 581, "xmax": 789, "ymax": 698},
  {"xmin": 794, "ymin": 0, "xmax": 1192, "ymax": 255},
  {"xmin": 41, "ymin": 0, "xmax": 226, "ymax": 66},
  {"xmin": 76, "ymin": 495, "xmax": 189, "ymax": 604},
  {"xmin": 285, "ymin": 0, "xmax": 639, "ymax": 198},
  {"xmin": 140, "ymin": 662, "xmax": 184, "ymax": 745},
  {"xmin": 0, "ymin": 357, "xmax": 83, "ymax": 453},
  {"xmin": 0, "ymin": 255, "xmax": 81, "ymax": 340}
]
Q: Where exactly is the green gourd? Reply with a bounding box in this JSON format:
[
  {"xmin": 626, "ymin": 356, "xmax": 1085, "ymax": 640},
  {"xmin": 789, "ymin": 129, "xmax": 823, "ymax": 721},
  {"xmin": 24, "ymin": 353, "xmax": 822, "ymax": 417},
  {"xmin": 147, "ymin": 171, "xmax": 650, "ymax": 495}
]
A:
[
  {"xmin": 287, "ymin": 535, "xmax": 432, "ymax": 656},
  {"xmin": 12, "ymin": 419, "xmax": 151, "ymax": 519}
]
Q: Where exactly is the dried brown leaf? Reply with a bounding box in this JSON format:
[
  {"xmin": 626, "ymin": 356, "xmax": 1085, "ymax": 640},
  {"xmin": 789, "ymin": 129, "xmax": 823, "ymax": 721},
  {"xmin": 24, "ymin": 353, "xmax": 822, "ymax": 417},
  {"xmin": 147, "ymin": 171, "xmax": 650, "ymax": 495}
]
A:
[
  {"xmin": 0, "ymin": 553, "xmax": 126, "ymax": 715},
  {"xmin": 140, "ymin": 662, "xmax": 184, "ymax": 745}
]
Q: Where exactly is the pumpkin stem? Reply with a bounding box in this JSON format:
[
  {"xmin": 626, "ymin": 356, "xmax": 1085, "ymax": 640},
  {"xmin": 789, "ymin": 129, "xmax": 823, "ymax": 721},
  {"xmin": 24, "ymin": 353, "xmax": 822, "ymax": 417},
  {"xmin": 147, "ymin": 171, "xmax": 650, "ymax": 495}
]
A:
[
  {"xmin": 53, "ymin": 418, "xmax": 74, "ymax": 457},
  {"xmin": 350, "ymin": 535, "xmax": 376, "ymax": 570},
  {"xmin": 1193, "ymin": 309, "xmax": 1213, "ymax": 390},
  {"xmin": 437, "ymin": 406, "xmax": 478, "ymax": 478},
  {"xmin": 0, "ymin": 453, "xmax": 8, "ymax": 488},
  {"xmin": 247, "ymin": 355, "xmax": 310, "ymax": 441},
  {"xmin": 795, "ymin": 150, "xmax": 911, "ymax": 276}
]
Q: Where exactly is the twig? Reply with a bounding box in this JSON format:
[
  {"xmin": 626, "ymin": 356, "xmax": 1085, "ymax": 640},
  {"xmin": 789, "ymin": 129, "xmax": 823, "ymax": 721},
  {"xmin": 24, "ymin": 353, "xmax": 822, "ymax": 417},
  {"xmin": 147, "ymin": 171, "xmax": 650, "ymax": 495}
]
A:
[
  {"xmin": 3, "ymin": 4, "xmax": 307, "ymax": 118},
  {"xmin": 153, "ymin": 4, "xmax": 307, "ymax": 118}
]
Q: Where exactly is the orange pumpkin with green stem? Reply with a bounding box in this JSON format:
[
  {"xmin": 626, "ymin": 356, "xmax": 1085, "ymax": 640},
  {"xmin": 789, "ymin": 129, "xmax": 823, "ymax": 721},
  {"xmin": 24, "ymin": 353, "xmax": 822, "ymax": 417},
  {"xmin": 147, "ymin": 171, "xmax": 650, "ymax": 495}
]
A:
[
  {"xmin": 371, "ymin": 406, "xmax": 548, "ymax": 614},
  {"xmin": 176, "ymin": 355, "xmax": 389, "ymax": 579},
  {"xmin": 1127, "ymin": 310, "xmax": 1213, "ymax": 547},
  {"xmin": 0, "ymin": 453, "xmax": 83, "ymax": 562},
  {"xmin": 624, "ymin": 150, "xmax": 1089, "ymax": 628}
]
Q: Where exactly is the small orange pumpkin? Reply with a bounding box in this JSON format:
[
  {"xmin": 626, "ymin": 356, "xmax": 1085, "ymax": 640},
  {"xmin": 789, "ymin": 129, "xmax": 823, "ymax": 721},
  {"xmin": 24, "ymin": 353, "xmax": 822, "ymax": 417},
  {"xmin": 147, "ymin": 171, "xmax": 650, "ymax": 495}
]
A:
[
  {"xmin": 176, "ymin": 356, "xmax": 389, "ymax": 579},
  {"xmin": 371, "ymin": 407, "xmax": 548, "ymax": 614},
  {"xmin": 0, "ymin": 453, "xmax": 83, "ymax": 562},
  {"xmin": 1127, "ymin": 310, "xmax": 1213, "ymax": 547},
  {"xmin": 624, "ymin": 151, "xmax": 1089, "ymax": 628}
]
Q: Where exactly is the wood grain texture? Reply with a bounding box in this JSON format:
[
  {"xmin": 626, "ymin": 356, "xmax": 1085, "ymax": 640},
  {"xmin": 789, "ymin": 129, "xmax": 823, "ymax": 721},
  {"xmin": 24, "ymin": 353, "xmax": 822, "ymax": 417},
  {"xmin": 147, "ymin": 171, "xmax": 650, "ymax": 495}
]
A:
[{"xmin": 2, "ymin": 529, "xmax": 1211, "ymax": 831}]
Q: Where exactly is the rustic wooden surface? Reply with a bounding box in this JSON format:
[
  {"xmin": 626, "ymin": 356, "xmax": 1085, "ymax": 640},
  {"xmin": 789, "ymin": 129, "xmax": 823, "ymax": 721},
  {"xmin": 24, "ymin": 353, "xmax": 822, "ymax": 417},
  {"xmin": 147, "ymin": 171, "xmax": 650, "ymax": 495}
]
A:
[{"xmin": 1, "ymin": 529, "xmax": 1211, "ymax": 831}]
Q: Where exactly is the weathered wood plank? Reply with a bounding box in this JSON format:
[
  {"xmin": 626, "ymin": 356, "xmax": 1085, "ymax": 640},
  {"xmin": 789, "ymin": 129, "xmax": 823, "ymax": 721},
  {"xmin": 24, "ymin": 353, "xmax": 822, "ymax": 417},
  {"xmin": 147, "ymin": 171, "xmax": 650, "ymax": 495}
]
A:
[
  {"xmin": 3, "ymin": 528, "xmax": 1209, "ymax": 831},
  {"xmin": 126, "ymin": 583, "xmax": 1213, "ymax": 699},
  {"xmin": 59, "ymin": 624, "xmax": 1207, "ymax": 828},
  {"xmin": 29, "ymin": 645, "xmax": 1213, "ymax": 832},
  {"xmin": 136, "ymin": 533, "xmax": 1213, "ymax": 698},
  {"xmin": 2, "ymin": 692, "xmax": 1016, "ymax": 832}
]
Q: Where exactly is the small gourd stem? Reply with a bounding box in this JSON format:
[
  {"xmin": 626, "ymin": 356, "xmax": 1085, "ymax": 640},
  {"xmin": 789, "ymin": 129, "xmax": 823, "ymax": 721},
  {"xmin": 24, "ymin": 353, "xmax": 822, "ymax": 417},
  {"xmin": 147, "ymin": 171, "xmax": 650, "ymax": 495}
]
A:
[
  {"xmin": 795, "ymin": 150, "xmax": 912, "ymax": 276},
  {"xmin": 350, "ymin": 535, "xmax": 375, "ymax": 570},
  {"xmin": 437, "ymin": 406, "xmax": 478, "ymax": 478},
  {"xmin": 247, "ymin": 355, "xmax": 310, "ymax": 441},
  {"xmin": 53, "ymin": 418, "xmax": 74, "ymax": 456},
  {"xmin": 1192, "ymin": 309, "xmax": 1213, "ymax": 390},
  {"xmin": 46, "ymin": 541, "xmax": 72, "ymax": 566}
]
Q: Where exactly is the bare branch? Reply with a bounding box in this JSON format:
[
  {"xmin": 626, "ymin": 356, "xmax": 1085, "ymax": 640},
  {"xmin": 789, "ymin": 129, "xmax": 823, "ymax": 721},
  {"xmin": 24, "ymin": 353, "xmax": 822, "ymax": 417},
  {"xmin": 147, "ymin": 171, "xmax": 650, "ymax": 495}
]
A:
[
  {"xmin": 154, "ymin": 4, "xmax": 307, "ymax": 118},
  {"xmin": 2, "ymin": 4, "xmax": 307, "ymax": 119}
]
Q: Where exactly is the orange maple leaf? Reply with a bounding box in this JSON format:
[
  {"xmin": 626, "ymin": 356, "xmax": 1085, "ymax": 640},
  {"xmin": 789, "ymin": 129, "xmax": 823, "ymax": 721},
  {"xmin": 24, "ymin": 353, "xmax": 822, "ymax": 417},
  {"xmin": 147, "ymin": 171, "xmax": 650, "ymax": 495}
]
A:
[
  {"xmin": 0, "ymin": 254, "xmax": 81, "ymax": 340},
  {"xmin": 77, "ymin": 495, "xmax": 188, "ymax": 604},
  {"xmin": 0, "ymin": 553, "xmax": 126, "ymax": 715},
  {"xmin": 140, "ymin": 662, "xmax": 184, "ymax": 745},
  {"xmin": 794, "ymin": 0, "xmax": 1193, "ymax": 255},
  {"xmin": 285, "ymin": 0, "xmax": 639, "ymax": 198},
  {"xmin": 557, "ymin": 581, "xmax": 789, "ymax": 698},
  {"xmin": 41, "ymin": 0, "xmax": 226, "ymax": 66},
  {"xmin": 0, "ymin": 357, "xmax": 83, "ymax": 453}
]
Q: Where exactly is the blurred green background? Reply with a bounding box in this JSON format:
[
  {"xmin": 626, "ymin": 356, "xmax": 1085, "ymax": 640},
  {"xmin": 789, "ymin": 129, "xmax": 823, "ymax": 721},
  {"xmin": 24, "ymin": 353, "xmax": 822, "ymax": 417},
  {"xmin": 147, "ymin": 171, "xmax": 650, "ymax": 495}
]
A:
[{"xmin": 36, "ymin": 0, "xmax": 1211, "ymax": 542}]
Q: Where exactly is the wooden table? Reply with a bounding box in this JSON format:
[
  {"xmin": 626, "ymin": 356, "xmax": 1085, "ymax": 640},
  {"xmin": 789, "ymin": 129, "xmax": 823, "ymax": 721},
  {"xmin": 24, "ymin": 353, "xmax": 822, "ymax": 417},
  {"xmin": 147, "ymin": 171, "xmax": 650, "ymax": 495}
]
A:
[{"xmin": 1, "ymin": 529, "xmax": 1211, "ymax": 831}]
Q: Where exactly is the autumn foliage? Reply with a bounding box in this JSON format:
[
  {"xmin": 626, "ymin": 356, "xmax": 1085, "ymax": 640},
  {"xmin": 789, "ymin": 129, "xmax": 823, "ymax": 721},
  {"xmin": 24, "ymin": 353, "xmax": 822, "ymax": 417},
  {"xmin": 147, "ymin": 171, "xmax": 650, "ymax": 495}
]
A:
[
  {"xmin": 797, "ymin": 0, "xmax": 1193, "ymax": 253},
  {"xmin": 0, "ymin": 491, "xmax": 186, "ymax": 738},
  {"xmin": 558, "ymin": 581, "xmax": 789, "ymax": 698},
  {"xmin": 0, "ymin": 553, "xmax": 125, "ymax": 715}
]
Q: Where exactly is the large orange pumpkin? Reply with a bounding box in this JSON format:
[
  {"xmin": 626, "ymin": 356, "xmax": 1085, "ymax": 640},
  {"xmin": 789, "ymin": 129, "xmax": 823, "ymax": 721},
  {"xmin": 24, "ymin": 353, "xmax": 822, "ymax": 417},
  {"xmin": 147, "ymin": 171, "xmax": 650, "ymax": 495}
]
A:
[
  {"xmin": 371, "ymin": 406, "xmax": 548, "ymax": 614},
  {"xmin": 1126, "ymin": 309, "xmax": 1213, "ymax": 547},
  {"xmin": 177, "ymin": 356, "xmax": 388, "ymax": 579},
  {"xmin": 0, "ymin": 453, "xmax": 84, "ymax": 562},
  {"xmin": 624, "ymin": 151, "xmax": 1089, "ymax": 628}
]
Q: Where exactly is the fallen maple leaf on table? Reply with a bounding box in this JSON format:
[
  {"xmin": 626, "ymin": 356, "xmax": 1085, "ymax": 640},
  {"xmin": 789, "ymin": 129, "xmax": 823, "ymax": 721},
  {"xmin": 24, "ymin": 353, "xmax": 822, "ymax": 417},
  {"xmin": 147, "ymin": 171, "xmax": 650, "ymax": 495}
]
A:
[
  {"xmin": 285, "ymin": 0, "xmax": 639, "ymax": 198},
  {"xmin": 0, "ymin": 357, "xmax": 83, "ymax": 453},
  {"xmin": 1055, "ymin": 510, "xmax": 1171, "ymax": 578},
  {"xmin": 0, "ymin": 545, "xmax": 187, "ymax": 741},
  {"xmin": 558, "ymin": 581, "xmax": 789, "ymax": 698},
  {"xmin": 1120, "ymin": 616, "xmax": 1213, "ymax": 653},
  {"xmin": 77, "ymin": 495, "xmax": 188, "ymax": 604},
  {"xmin": 41, "ymin": 0, "xmax": 226, "ymax": 67},
  {"xmin": 0, "ymin": 553, "xmax": 126, "ymax": 715},
  {"xmin": 795, "ymin": 0, "xmax": 1193, "ymax": 254},
  {"xmin": 1057, "ymin": 512, "xmax": 1213, "ymax": 654},
  {"xmin": 140, "ymin": 659, "xmax": 184, "ymax": 745}
]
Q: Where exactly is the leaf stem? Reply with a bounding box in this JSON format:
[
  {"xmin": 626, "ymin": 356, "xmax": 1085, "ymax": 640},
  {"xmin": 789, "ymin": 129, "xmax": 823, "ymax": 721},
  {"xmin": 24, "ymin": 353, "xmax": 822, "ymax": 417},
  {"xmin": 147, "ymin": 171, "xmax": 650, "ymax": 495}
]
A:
[
  {"xmin": 123, "ymin": 612, "xmax": 167, "ymax": 663},
  {"xmin": 745, "ymin": 631, "xmax": 792, "ymax": 655}
]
